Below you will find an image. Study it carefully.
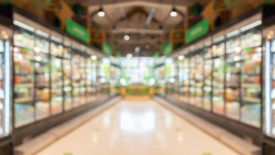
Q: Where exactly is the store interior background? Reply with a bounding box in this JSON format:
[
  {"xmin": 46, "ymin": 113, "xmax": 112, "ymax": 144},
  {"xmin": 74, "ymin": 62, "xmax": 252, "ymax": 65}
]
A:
[{"xmin": 0, "ymin": 0, "xmax": 275, "ymax": 154}]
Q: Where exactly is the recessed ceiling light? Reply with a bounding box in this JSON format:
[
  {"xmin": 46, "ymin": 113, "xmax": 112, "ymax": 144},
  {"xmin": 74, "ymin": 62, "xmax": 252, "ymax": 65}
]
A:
[
  {"xmin": 135, "ymin": 46, "xmax": 140, "ymax": 53},
  {"xmin": 124, "ymin": 34, "xmax": 130, "ymax": 41}
]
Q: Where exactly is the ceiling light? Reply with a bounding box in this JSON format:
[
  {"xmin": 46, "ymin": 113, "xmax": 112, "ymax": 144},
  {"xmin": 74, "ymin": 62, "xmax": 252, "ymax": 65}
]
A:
[
  {"xmin": 178, "ymin": 55, "xmax": 184, "ymax": 60},
  {"xmin": 126, "ymin": 53, "xmax": 132, "ymax": 59},
  {"xmin": 170, "ymin": 7, "xmax": 178, "ymax": 17},
  {"xmin": 124, "ymin": 34, "xmax": 130, "ymax": 41},
  {"xmin": 135, "ymin": 46, "xmax": 140, "ymax": 53},
  {"xmin": 98, "ymin": 8, "xmax": 105, "ymax": 17}
]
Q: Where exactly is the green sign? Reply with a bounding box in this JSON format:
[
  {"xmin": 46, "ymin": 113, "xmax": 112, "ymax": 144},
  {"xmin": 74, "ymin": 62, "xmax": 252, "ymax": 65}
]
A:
[
  {"xmin": 102, "ymin": 42, "xmax": 113, "ymax": 56},
  {"xmin": 161, "ymin": 42, "xmax": 173, "ymax": 55},
  {"xmin": 66, "ymin": 19, "xmax": 90, "ymax": 43},
  {"xmin": 185, "ymin": 19, "xmax": 209, "ymax": 43}
]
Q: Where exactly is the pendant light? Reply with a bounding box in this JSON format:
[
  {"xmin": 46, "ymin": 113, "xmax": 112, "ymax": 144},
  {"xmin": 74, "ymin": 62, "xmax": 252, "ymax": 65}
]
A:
[
  {"xmin": 98, "ymin": 7, "xmax": 105, "ymax": 17},
  {"xmin": 170, "ymin": 7, "xmax": 177, "ymax": 17}
]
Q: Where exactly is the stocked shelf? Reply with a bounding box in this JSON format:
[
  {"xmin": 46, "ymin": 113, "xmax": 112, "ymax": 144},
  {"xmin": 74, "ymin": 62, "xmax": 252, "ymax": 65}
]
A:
[{"xmin": 173, "ymin": 18, "xmax": 264, "ymax": 128}]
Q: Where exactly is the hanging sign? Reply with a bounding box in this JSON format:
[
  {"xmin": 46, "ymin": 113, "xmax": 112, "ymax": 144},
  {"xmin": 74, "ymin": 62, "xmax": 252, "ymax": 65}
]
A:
[
  {"xmin": 162, "ymin": 42, "xmax": 173, "ymax": 55},
  {"xmin": 185, "ymin": 19, "xmax": 209, "ymax": 43},
  {"xmin": 102, "ymin": 42, "xmax": 113, "ymax": 56},
  {"xmin": 66, "ymin": 19, "xmax": 90, "ymax": 43}
]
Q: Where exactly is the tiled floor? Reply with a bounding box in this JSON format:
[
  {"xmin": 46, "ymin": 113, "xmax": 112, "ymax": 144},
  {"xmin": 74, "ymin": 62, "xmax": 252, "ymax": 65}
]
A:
[{"xmin": 37, "ymin": 99, "xmax": 239, "ymax": 155}]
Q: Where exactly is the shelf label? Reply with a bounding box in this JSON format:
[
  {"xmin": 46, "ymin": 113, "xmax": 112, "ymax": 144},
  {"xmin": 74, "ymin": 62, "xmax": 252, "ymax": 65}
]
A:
[
  {"xmin": 185, "ymin": 19, "xmax": 209, "ymax": 43},
  {"xmin": 66, "ymin": 19, "xmax": 90, "ymax": 43}
]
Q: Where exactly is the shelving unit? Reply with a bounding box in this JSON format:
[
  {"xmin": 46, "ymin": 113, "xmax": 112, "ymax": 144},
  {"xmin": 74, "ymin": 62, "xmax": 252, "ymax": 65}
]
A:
[
  {"xmin": 170, "ymin": 12, "xmax": 264, "ymax": 130},
  {"xmin": 9, "ymin": 13, "xmax": 107, "ymax": 129}
]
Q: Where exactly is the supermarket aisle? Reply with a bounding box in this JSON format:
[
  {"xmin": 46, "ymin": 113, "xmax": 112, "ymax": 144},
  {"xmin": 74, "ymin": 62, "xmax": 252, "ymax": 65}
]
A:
[{"xmin": 37, "ymin": 99, "xmax": 238, "ymax": 155}]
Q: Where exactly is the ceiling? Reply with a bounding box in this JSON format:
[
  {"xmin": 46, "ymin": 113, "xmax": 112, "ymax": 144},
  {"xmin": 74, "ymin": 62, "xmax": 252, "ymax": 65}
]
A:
[{"xmin": 67, "ymin": 0, "xmax": 209, "ymax": 56}]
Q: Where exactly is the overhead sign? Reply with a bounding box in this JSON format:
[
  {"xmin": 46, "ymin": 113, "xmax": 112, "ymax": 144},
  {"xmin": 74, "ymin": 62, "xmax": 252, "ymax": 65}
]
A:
[
  {"xmin": 66, "ymin": 19, "xmax": 90, "ymax": 43},
  {"xmin": 185, "ymin": 19, "xmax": 209, "ymax": 43},
  {"xmin": 103, "ymin": 42, "xmax": 113, "ymax": 56},
  {"xmin": 162, "ymin": 42, "xmax": 173, "ymax": 55}
]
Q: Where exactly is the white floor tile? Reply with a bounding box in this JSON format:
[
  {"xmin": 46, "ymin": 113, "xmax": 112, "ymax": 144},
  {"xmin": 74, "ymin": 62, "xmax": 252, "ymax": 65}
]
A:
[{"xmin": 37, "ymin": 99, "xmax": 239, "ymax": 155}]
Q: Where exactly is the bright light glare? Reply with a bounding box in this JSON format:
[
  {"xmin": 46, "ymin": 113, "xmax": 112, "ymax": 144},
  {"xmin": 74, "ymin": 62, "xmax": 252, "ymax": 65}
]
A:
[
  {"xmin": 126, "ymin": 53, "xmax": 132, "ymax": 59},
  {"xmin": 124, "ymin": 34, "xmax": 130, "ymax": 41},
  {"xmin": 91, "ymin": 55, "xmax": 97, "ymax": 60},
  {"xmin": 120, "ymin": 78, "xmax": 127, "ymax": 86},
  {"xmin": 119, "ymin": 109, "xmax": 156, "ymax": 134},
  {"xmin": 169, "ymin": 78, "xmax": 175, "ymax": 83},
  {"xmin": 100, "ymin": 78, "xmax": 106, "ymax": 83},
  {"xmin": 149, "ymin": 78, "xmax": 155, "ymax": 86},
  {"xmin": 178, "ymin": 55, "xmax": 184, "ymax": 60}
]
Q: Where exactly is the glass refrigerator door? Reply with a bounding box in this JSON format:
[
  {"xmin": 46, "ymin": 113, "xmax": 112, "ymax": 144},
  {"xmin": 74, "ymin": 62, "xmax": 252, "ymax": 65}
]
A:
[
  {"xmin": 63, "ymin": 47, "xmax": 72, "ymax": 111},
  {"xmin": 50, "ymin": 42, "xmax": 63, "ymax": 114},
  {"xmin": 194, "ymin": 54, "xmax": 204, "ymax": 108},
  {"xmin": 240, "ymin": 28, "xmax": 262, "ymax": 127},
  {"xmin": 13, "ymin": 27, "xmax": 35, "ymax": 127},
  {"xmin": 0, "ymin": 28, "xmax": 11, "ymax": 137},
  {"xmin": 79, "ymin": 56, "xmax": 86, "ymax": 104},
  {"xmin": 225, "ymin": 32, "xmax": 241, "ymax": 120},
  {"xmin": 86, "ymin": 59, "xmax": 95, "ymax": 103},
  {"xmin": 189, "ymin": 56, "xmax": 196, "ymax": 105},
  {"xmin": 203, "ymin": 47, "xmax": 212, "ymax": 111},
  {"xmin": 72, "ymin": 54, "xmax": 81, "ymax": 107},
  {"xmin": 265, "ymin": 29, "xmax": 275, "ymax": 137},
  {"xmin": 34, "ymin": 32, "xmax": 50, "ymax": 120},
  {"xmin": 212, "ymin": 42, "xmax": 225, "ymax": 115},
  {"xmin": 178, "ymin": 58, "xmax": 189, "ymax": 102}
]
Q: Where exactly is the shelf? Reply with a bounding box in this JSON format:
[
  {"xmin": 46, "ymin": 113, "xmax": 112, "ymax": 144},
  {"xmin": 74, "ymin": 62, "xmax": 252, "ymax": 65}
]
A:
[
  {"xmin": 241, "ymin": 44, "xmax": 261, "ymax": 51},
  {"xmin": 14, "ymin": 44, "xmax": 33, "ymax": 51},
  {"xmin": 242, "ymin": 83, "xmax": 260, "ymax": 88},
  {"xmin": 242, "ymin": 97, "xmax": 261, "ymax": 103},
  {"xmin": 14, "ymin": 97, "xmax": 33, "ymax": 103},
  {"xmin": 242, "ymin": 73, "xmax": 260, "ymax": 76},
  {"xmin": 15, "ymin": 83, "xmax": 33, "ymax": 88},
  {"xmin": 226, "ymin": 85, "xmax": 239, "ymax": 89}
]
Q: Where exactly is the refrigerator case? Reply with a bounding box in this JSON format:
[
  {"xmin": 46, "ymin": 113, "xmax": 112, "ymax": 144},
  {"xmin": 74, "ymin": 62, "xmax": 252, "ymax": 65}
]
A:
[
  {"xmin": 240, "ymin": 28, "xmax": 262, "ymax": 127},
  {"xmin": 13, "ymin": 26, "xmax": 35, "ymax": 127},
  {"xmin": 225, "ymin": 31, "xmax": 241, "ymax": 120},
  {"xmin": 0, "ymin": 26, "xmax": 11, "ymax": 137},
  {"xmin": 50, "ymin": 41, "xmax": 63, "ymax": 115},
  {"xmin": 212, "ymin": 41, "xmax": 225, "ymax": 115}
]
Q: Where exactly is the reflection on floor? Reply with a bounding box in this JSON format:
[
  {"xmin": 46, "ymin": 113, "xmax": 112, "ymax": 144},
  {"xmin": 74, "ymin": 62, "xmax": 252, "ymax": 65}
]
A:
[{"xmin": 37, "ymin": 98, "xmax": 239, "ymax": 155}]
